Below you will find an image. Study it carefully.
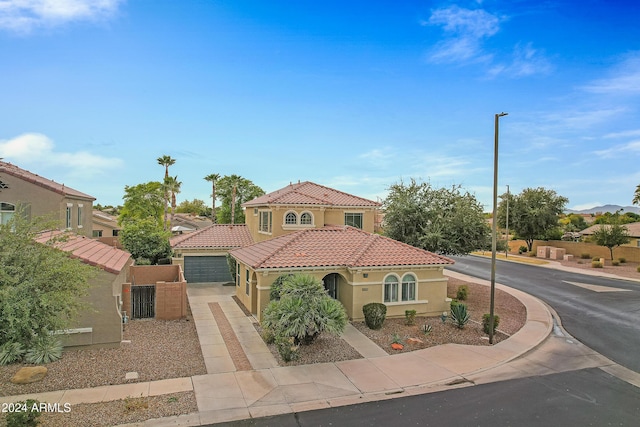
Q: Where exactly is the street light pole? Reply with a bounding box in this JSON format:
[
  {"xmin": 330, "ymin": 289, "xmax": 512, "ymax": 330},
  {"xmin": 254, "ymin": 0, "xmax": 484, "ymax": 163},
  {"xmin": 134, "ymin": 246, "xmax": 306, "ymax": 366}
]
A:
[
  {"xmin": 505, "ymin": 184, "xmax": 510, "ymax": 258},
  {"xmin": 490, "ymin": 112, "xmax": 508, "ymax": 345}
]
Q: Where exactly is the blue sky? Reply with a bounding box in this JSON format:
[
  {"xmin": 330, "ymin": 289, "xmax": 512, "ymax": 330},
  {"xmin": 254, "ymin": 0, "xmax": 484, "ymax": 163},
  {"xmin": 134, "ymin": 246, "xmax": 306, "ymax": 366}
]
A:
[{"xmin": 1, "ymin": 0, "xmax": 639, "ymax": 212}]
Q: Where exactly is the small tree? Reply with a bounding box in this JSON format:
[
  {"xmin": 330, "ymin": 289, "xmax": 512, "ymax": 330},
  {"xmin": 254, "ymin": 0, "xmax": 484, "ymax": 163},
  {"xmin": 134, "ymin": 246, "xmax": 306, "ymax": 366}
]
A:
[
  {"xmin": 592, "ymin": 223, "xmax": 630, "ymax": 260},
  {"xmin": 261, "ymin": 274, "xmax": 347, "ymax": 345},
  {"xmin": 0, "ymin": 214, "xmax": 94, "ymax": 358},
  {"xmin": 120, "ymin": 218, "xmax": 172, "ymax": 264}
]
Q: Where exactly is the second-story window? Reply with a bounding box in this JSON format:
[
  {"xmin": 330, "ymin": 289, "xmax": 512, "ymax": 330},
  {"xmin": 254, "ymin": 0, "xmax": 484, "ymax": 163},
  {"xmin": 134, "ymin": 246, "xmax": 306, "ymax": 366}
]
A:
[
  {"xmin": 259, "ymin": 211, "xmax": 272, "ymax": 233},
  {"xmin": 66, "ymin": 205, "xmax": 72, "ymax": 229},
  {"xmin": 285, "ymin": 212, "xmax": 297, "ymax": 225},
  {"xmin": 345, "ymin": 212, "xmax": 363, "ymax": 229},
  {"xmin": 300, "ymin": 212, "xmax": 312, "ymax": 225}
]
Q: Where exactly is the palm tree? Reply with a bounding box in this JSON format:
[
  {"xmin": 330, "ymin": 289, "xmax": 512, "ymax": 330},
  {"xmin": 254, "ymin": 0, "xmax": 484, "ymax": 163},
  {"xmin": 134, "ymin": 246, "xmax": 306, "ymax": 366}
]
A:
[
  {"xmin": 163, "ymin": 175, "xmax": 182, "ymax": 230},
  {"xmin": 157, "ymin": 155, "xmax": 176, "ymax": 230},
  {"xmin": 227, "ymin": 174, "xmax": 242, "ymax": 224},
  {"xmin": 204, "ymin": 173, "xmax": 220, "ymax": 223},
  {"xmin": 633, "ymin": 184, "xmax": 640, "ymax": 206}
]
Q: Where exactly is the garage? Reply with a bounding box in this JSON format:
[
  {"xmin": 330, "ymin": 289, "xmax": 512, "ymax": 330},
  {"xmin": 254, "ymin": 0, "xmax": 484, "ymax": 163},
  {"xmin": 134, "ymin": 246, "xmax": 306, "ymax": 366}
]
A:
[{"xmin": 184, "ymin": 256, "xmax": 232, "ymax": 283}]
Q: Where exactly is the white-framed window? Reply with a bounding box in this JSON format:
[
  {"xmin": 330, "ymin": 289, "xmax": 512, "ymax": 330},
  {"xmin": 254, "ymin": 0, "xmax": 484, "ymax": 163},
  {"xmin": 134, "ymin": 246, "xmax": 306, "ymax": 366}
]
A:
[
  {"xmin": 259, "ymin": 210, "xmax": 272, "ymax": 233},
  {"xmin": 66, "ymin": 204, "xmax": 72, "ymax": 229},
  {"xmin": 285, "ymin": 211, "xmax": 297, "ymax": 225},
  {"xmin": 402, "ymin": 274, "xmax": 416, "ymax": 301},
  {"xmin": 384, "ymin": 275, "xmax": 399, "ymax": 303},
  {"xmin": 236, "ymin": 264, "xmax": 240, "ymax": 287},
  {"xmin": 245, "ymin": 269, "xmax": 250, "ymax": 295},
  {"xmin": 77, "ymin": 204, "xmax": 83, "ymax": 227},
  {"xmin": 0, "ymin": 202, "xmax": 15, "ymax": 225},
  {"xmin": 345, "ymin": 212, "xmax": 363, "ymax": 229},
  {"xmin": 93, "ymin": 230, "xmax": 103, "ymax": 238},
  {"xmin": 300, "ymin": 212, "xmax": 313, "ymax": 225}
]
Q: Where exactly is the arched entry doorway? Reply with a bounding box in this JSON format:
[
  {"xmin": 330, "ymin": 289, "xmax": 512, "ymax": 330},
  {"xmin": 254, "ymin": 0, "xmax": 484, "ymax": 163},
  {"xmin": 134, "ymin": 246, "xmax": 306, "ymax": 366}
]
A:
[{"xmin": 322, "ymin": 273, "xmax": 340, "ymax": 299}]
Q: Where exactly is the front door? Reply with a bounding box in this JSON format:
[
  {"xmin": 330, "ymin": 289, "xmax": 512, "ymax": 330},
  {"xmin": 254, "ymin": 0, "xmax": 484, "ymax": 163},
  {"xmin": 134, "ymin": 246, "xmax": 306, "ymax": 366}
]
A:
[{"xmin": 323, "ymin": 273, "xmax": 339, "ymax": 299}]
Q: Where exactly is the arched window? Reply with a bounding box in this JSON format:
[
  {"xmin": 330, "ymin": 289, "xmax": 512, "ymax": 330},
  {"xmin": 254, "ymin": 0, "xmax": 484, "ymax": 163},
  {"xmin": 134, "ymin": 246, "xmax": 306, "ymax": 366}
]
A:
[
  {"xmin": 285, "ymin": 211, "xmax": 298, "ymax": 225},
  {"xmin": 0, "ymin": 202, "xmax": 15, "ymax": 225},
  {"xmin": 401, "ymin": 274, "xmax": 416, "ymax": 301},
  {"xmin": 384, "ymin": 275, "xmax": 399, "ymax": 302},
  {"xmin": 300, "ymin": 212, "xmax": 313, "ymax": 225}
]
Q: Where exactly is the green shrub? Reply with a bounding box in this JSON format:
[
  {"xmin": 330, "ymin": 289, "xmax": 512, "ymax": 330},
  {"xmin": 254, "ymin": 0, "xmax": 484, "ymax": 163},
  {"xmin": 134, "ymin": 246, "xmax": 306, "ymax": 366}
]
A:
[
  {"xmin": 482, "ymin": 313, "xmax": 501, "ymax": 334},
  {"xmin": 456, "ymin": 285, "xmax": 469, "ymax": 301},
  {"xmin": 6, "ymin": 399, "xmax": 42, "ymax": 427},
  {"xmin": 275, "ymin": 334, "xmax": 299, "ymax": 362},
  {"xmin": 0, "ymin": 342, "xmax": 26, "ymax": 366},
  {"xmin": 580, "ymin": 253, "xmax": 591, "ymax": 259},
  {"xmin": 363, "ymin": 302, "xmax": 387, "ymax": 330},
  {"xmin": 404, "ymin": 309, "xmax": 417, "ymax": 326},
  {"xmin": 450, "ymin": 299, "xmax": 459, "ymax": 309},
  {"xmin": 260, "ymin": 328, "xmax": 275, "ymax": 344},
  {"xmin": 618, "ymin": 257, "xmax": 626, "ymax": 263},
  {"xmin": 592, "ymin": 256, "xmax": 600, "ymax": 262},
  {"xmin": 592, "ymin": 261, "xmax": 603, "ymax": 268},
  {"xmin": 612, "ymin": 260, "xmax": 620, "ymax": 266},
  {"xmin": 450, "ymin": 303, "xmax": 470, "ymax": 329},
  {"xmin": 269, "ymin": 274, "xmax": 294, "ymax": 301},
  {"xmin": 25, "ymin": 336, "xmax": 63, "ymax": 364},
  {"xmin": 518, "ymin": 246, "xmax": 528, "ymax": 254},
  {"xmin": 261, "ymin": 274, "xmax": 347, "ymax": 345}
]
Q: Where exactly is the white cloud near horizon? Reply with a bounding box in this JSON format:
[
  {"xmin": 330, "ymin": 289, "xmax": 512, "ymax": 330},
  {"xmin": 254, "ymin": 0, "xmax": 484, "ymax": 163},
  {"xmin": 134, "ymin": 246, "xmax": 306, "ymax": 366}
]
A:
[
  {"xmin": 582, "ymin": 52, "xmax": 640, "ymax": 95},
  {"xmin": 0, "ymin": 0, "xmax": 123, "ymax": 34},
  {"xmin": 593, "ymin": 140, "xmax": 640, "ymax": 159},
  {"xmin": 0, "ymin": 133, "xmax": 124, "ymax": 177}
]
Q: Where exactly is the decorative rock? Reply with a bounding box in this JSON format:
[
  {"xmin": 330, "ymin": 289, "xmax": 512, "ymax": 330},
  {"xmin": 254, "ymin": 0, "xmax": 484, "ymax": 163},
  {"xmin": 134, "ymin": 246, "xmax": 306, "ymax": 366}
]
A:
[
  {"xmin": 407, "ymin": 337, "xmax": 424, "ymax": 344},
  {"xmin": 125, "ymin": 371, "xmax": 139, "ymax": 380},
  {"xmin": 391, "ymin": 343, "xmax": 404, "ymax": 350},
  {"xmin": 11, "ymin": 366, "xmax": 48, "ymax": 384}
]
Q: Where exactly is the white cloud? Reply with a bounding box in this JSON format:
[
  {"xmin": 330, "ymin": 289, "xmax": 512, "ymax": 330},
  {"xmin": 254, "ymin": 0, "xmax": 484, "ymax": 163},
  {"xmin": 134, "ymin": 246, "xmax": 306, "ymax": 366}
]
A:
[
  {"xmin": 426, "ymin": 6, "xmax": 503, "ymax": 64},
  {"xmin": 582, "ymin": 52, "xmax": 640, "ymax": 95},
  {"xmin": 0, "ymin": 133, "xmax": 123, "ymax": 177},
  {"xmin": 604, "ymin": 129, "xmax": 640, "ymax": 139},
  {"xmin": 488, "ymin": 43, "xmax": 553, "ymax": 78},
  {"xmin": 593, "ymin": 140, "xmax": 640, "ymax": 159},
  {"xmin": 0, "ymin": 0, "xmax": 123, "ymax": 34}
]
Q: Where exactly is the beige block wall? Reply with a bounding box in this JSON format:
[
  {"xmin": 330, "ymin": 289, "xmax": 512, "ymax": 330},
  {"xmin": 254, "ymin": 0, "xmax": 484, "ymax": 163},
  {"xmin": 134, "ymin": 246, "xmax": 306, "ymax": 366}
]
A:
[{"xmin": 509, "ymin": 239, "xmax": 640, "ymax": 262}]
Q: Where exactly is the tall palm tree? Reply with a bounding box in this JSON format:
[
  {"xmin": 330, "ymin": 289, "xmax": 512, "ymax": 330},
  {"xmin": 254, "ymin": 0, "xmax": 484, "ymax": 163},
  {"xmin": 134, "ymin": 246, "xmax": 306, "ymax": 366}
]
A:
[
  {"xmin": 157, "ymin": 155, "xmax": 176, "ymax": 230},
  {"xmin": 204, "ymin": 173, "xmax": 220, "ymax": 223},
  {"xmin": 633, "ymin": 184, "xmax": 640, "ymax": 206},
  {"xmin": 227, "ymin": 174, "xmax": 242, "ymax": 225},
  {"xmin": 163, "ymin": 175, "xmax": 182, "ymax": 231}
]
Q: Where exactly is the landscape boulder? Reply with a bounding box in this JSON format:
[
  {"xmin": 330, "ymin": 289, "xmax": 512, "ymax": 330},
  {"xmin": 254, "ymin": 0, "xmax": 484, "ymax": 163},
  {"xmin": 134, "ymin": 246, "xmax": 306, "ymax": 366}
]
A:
[{"xmin": 11, "ymin": 366, "xmax": 48, "ymax": 384}]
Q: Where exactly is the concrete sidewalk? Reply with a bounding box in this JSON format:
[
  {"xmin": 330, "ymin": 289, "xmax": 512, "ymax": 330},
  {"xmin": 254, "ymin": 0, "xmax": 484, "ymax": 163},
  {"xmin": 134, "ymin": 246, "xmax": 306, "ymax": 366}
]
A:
[{"xmin": 9, "ymin": 262, "xmax": 631, "ymax": 426}]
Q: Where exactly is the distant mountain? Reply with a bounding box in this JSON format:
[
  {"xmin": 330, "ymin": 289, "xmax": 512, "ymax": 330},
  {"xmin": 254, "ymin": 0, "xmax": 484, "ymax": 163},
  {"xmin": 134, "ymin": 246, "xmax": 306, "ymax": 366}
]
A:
[{"xmin": 565, "ymin": 205, "xmax": 640, "ymax": 214}]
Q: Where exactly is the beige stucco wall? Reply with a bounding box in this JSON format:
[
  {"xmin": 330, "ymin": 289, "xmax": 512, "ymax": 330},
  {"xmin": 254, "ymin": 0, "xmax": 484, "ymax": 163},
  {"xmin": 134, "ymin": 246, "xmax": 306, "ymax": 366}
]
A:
[
  {"xmin": 62, "ymin": 258, "xmax": 132, "ymax": 349},
  {"xmin": 509, "ymin": 239, "xmax": 640, "ymax": 263},
  {"xmin": 244, "ymin": 205, "xmax": 378, "ymax": 243},
  {"xmin": 234, "ymin": 263, "xmax": 450, "ymax": 322},
  {"xmin": 0, "ymin": 173, "xmax": 93, "ymax": 236}
]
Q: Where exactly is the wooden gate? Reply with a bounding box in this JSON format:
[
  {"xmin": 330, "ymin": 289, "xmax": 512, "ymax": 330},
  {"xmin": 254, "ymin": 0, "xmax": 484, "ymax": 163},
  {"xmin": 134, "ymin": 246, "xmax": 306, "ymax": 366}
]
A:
[{"xmin": 131, "ymin": 285, "xmax": 155, "ymax": 318}]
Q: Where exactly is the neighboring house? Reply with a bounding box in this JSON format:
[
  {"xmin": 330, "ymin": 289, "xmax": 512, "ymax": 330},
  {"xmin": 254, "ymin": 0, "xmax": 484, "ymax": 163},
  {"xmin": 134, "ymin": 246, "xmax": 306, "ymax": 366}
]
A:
[
  {"xmin": 171, "ymin": 224, "xmax": 254, "ymax": 283},
  {"xmin": 230, "ymin": 225, "xmax": 453, "ymax": 321},
  {"xmin": 0, "ymin": 161, "xmax": 94, "ymax": 236},
  {"xmin": 92, "ymin": 209, "xmax": 122, "ymax": 246},
  {"xmin": 35, "ymin": 230, "xmax": 133, "ymax": 348},
  {"xmin": 171, "ymin": 213, "xmax": 214, "ymax": 234},
  {"xmin": 580, "ymin": 222, "xmax": 640, "ymax": 248}
]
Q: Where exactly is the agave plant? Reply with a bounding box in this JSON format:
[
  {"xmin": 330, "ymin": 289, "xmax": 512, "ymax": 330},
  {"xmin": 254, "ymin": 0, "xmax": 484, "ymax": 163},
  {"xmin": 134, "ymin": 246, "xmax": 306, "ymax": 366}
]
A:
[
  {"xmin": 0, "ymin": 342, "xmax": 26, "ymax": 365},
  {"xmin": 450, "ymin": 303, "xmax": 471, "ymax": 329},
  {"xmin": 25, "ymin": 336, "xmax": 63, "ymax": 364}
]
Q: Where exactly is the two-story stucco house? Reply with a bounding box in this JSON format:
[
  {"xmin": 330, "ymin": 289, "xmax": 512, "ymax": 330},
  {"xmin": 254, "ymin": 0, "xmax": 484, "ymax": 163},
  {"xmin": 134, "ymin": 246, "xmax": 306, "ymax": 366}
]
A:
[
  {"xmin": 0, "ymin": 160, "xmax": 94, "ymax": 236},
  {"xmin": 172, "ymin": 181, "xmax": 454, "ymax": 322}
]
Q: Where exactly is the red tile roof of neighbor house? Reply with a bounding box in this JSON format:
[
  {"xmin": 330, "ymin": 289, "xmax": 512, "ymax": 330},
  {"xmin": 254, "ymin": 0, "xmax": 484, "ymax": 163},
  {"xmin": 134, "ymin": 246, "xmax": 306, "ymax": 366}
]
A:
[
  {"xmin": 35, "ymin": 230, "xmax": 131, "ymax": 274},
  {"xmin": 230, "ymin": 226, "xmax": 454, "ymax": 270},
  {"xmin": 243, "ymin": 181, "xmax": 381, "ymax": 208},
  {"xmin": 170, "ymin": 224, "xmax": 254, "ymax": 249},
  {"xmin": 0, "ymin": 161, "xmax": 95, "ymax": 200}
]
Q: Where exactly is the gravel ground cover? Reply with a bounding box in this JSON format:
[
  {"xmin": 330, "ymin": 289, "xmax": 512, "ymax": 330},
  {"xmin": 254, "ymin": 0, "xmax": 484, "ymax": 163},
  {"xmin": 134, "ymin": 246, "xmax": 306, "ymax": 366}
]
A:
[
  {"xmin": 556, "ymin": 257, "xmax": 640, "ymax": 280},
  {"xmin": 353, "ymin": 279, "xmax": 527, "ymax": 353},
  {"xmin": 0, "ymin": 391, "xmax": 198, "ymax": 427},
  {"xmin": 257, "ymin": 278, "xmax": 527, "ymax": 363}
]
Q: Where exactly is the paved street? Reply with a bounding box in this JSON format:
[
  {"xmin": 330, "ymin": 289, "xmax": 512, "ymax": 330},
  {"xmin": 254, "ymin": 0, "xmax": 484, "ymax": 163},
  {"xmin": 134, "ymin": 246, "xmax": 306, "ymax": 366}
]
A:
[{"xmin": 448, "ymin": 255, "xmax": 640, "ymax": 373}]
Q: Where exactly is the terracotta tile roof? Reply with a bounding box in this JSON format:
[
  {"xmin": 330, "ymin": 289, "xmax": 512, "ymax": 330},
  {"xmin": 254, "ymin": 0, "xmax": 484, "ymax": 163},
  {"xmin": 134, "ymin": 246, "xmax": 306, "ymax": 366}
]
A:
[
  {"xmin": 35, "ymin": 230, "xmax": 131, "ymax": 275},
  {"xmin": 243, "ymin": 181, "xmax": 380, "ymax": 208},
  {"xmin": 0, "ymin": 161, "xmax": 95, "ymax": 200},
  {"xmin": 230, "ymin": 226, "xmax": 453, "ymax": 270},
  {"xmin": 170, "ymin": 224, "xmax": 254, "ymax": 249}
]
